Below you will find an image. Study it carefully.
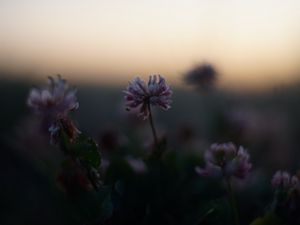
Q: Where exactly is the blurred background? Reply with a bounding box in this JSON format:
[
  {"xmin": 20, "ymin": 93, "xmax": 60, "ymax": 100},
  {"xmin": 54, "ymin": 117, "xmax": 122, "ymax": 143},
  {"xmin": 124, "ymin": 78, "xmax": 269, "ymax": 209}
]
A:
[
  {"xmin": 0, "ymin": 0, "xmax": 300, "ymax": 224},
  {"xmin": 1, "ymin": 0, "xmax": 300, "ymax": 90}
]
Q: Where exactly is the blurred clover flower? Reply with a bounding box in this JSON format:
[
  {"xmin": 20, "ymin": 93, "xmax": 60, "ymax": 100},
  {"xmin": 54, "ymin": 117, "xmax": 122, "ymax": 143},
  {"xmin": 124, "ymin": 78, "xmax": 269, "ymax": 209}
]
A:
[
  {"xmin": 271, "ymin": 170, "xmax": 300, "ymax": 214},
  {"xmin": 27, "ymin": 75, "xmax": 79, "ymax": 143},
  {"xmin": 196, "ymin": 142, "xmax": 252, "ymax": 179},
  {"xmin": 196, "ymin": 142, "xmax": 251, "ymax": 225},
  {"xmin": 271, "ymin": 170, "xmax": 299, "ymax": 190},
  {"xmin": 184, "ymin": 63, "xmax": 217, "ymax": 90},
  {"xmin": 124, "ymin": 75, "xmax": 172, "ymax": 120},
  {"xmin": 126, "ymin": 156, "xmax": 147, "ymax": 174}
]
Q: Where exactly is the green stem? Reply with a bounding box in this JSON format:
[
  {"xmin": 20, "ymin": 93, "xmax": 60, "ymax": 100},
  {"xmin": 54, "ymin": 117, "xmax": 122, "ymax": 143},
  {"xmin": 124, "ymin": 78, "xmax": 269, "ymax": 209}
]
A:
[
  {"xmin": 147, "ymin": 102, "xmax": 158, "ymax": 147},
  {"xmin": 225, "ymin": 178, "xmax": 240, "ymax": 225}
]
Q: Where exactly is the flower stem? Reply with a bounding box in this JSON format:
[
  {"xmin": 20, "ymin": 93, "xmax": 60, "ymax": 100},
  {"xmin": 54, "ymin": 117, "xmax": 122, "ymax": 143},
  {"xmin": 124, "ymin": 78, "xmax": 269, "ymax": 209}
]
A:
[
  {"xmin": 147, "ymin": 102, "xmax": 158, "ymax": 147},
  {"xmin": 225, "ymin": 178, "xmax": 240, "ymax": 225}
]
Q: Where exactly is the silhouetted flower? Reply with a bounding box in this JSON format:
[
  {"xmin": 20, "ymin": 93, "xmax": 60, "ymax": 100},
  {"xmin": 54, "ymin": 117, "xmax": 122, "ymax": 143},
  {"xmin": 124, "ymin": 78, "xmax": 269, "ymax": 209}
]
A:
[
  {"xmin": 124, "ymin": 75, "xmax": 172, "ymax": 119},
  {"xmin": 196, "ymin": 142, "xmax": 251, "ymax": 179},
  {"xmin": 27, "ymin": 75, "xmax": 79, "ymax": 142},
  {"xmin": 184, "ymin": 63, "xmax": 217, "ymax": 90}
]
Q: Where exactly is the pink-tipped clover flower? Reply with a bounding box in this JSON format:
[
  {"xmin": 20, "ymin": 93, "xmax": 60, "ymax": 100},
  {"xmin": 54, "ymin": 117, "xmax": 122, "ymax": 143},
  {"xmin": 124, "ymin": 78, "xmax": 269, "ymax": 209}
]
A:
[{"xmin": 124, "ymin": 75, "xmax": 172, "ymax": 119}]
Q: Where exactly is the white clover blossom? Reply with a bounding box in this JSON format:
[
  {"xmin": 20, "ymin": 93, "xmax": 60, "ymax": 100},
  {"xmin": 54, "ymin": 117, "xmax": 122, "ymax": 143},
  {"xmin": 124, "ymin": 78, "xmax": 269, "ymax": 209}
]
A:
[
  {"xmin": 124, "ymin": 75, "xmax": 172, "ymax": 119},
  {"xmin": 196, "ymin": 142, "xmax": 252, "ymax": 180},
  {"xmin": 27, "ymin": 75, "xmax": 79, "ymax": 142}
]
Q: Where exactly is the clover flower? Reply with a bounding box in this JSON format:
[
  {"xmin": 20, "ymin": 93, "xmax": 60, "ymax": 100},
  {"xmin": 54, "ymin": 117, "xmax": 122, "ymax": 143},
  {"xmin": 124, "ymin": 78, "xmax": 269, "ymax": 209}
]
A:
[
  {"xmin": 184, "ymin": 63, "xmax": 217, "ymax": 90},
  {"xmin": 27, "ymin": 75, "xmax": 79, "ymax": 116},
  {"xmin": 271, "ymin": 170, "xmax": 300, "ymax": 190},
  {"xmin": 196, "ymin": 142, "xmax": 252, "ymax": 179},
  {"xmin": 271, "ymin": 171, "xmax": 291, "ymax": 189},
  {"xmin": 27, "ymin": 75, "xmax": 79, "ymax": 142},
  {"xmin": 124, "ymin": 75, "xmax": 172, "ymax": 119},
  {"xmin": 271, "ymin": 171, "xmax": 300, "ymax": 213}
]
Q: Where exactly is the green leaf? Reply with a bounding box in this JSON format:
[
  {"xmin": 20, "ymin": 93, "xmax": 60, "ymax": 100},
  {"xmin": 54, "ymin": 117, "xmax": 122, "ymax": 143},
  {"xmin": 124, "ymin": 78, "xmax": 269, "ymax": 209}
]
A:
[
  {"xmin": 63, "ymin": 132, "xmax": 101, "ymax": 169},
  {"xmin": 76, "ymin": 133, "xmax": 101, "ymax": 168}
]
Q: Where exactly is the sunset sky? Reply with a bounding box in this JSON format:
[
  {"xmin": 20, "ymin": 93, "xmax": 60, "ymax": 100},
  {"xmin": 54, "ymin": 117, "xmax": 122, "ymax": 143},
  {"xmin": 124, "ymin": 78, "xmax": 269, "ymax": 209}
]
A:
[{"xmin": 0, "ymin": 0, "xmax": 300, "ymax": 90}]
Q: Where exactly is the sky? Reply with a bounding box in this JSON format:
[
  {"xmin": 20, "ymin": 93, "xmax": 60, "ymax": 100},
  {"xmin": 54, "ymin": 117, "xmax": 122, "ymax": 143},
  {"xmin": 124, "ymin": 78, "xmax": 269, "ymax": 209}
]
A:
[{"xmin": 0, "ymin": 0, "xmax": 300, "ymax": 90}]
